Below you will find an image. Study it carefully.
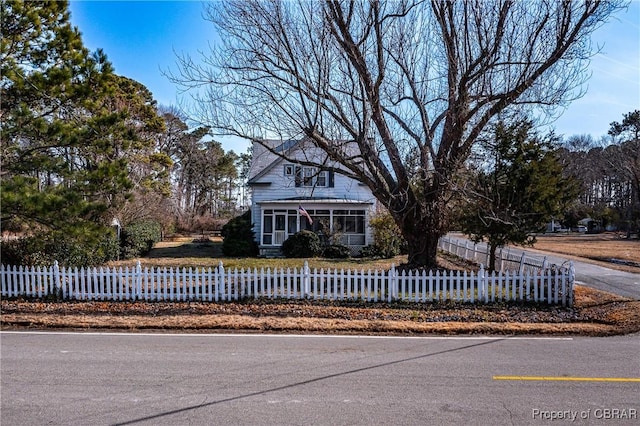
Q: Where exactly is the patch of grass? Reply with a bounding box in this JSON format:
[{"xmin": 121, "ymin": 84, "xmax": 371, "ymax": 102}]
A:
[
  {"xmin": 109, "ymin": 238, "xmax": 414, "ymax": 271},
  {"xmin": 531, "ymin": 233, "xmax": 640, "ymax": 273},
  {"xmin": 110, "ymin": 237, "xmax": 475, "ymax": 273}
]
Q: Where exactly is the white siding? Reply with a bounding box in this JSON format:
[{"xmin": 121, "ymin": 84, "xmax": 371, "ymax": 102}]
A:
[{"xmin": 248, "ymin": 142, "xmax": 378, "ymax": 248}]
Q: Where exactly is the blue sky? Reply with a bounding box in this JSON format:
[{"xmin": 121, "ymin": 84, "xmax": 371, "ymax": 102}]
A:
[{"xmin": 69, "ymin": 1, "xmax": 640, "ymax": 153}]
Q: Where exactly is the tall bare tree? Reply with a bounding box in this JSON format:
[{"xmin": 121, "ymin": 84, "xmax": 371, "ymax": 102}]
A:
[{"xmin": 171, "ymin": 0, "xmax": 624, "ymax": 267}]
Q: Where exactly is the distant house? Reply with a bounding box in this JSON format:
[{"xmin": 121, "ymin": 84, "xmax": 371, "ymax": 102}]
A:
[
  {"xmin": 578, "ymin": 217, "xmax": 603, "ymax": 233},
  {"xmin": 247, "ymin": 139, "xmax": 377, "ymax": 256}
]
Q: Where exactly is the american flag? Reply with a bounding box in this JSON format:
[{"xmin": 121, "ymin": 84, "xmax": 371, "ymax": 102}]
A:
[{"xmin": 298, "ymin": 205, "xmax": 313, "ymax": 225}]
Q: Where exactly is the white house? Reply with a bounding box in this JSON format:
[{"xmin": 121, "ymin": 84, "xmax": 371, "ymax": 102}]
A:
[{"xmin": 247, "ymin": 139, "xmax": 377, "ymax": 256}]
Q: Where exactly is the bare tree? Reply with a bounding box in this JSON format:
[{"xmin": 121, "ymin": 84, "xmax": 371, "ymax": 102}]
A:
[{"xmin": 171, "ymin": 0, "xmax": 624, "ymax": 268}]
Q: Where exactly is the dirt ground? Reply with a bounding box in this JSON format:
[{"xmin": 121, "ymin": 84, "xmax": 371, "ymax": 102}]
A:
[{"xmin": 2, "ymin": 233, "xmax": 638, "ymax": 336}]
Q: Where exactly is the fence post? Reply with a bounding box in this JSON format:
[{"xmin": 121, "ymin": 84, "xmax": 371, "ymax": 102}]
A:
[
  {"xmin": 388, "ymin": 264, "xmax": 397, "ymax": 302},
  {"xmin": 303, "ymin": 261, "xmax": 311, "ymax": 298},
  {"xmin": 478, "ymin": 264, "xmax": 486, "ymax": 303},
  {"xmin": 135, "ymin": 261, "xmax": 142, "ymax": 300},
  {"xmin": 518, "ymin": 252, "xmax": 526, "ymax": 275},
  {"xmin": 216, "ymin": 261, "xmax": 224, "ymax": 301},
  {"xmin": 1, "ymin": 265, "xmax": 7, "ymax": 298},
  {"xmin": 53, "ymin": 261, "xmax": 64, "ymax": 299},
  {"xmin": 568, "ymin": 261, "xmax": 575, "ymax": 307},
  {"xmin": 542, "ymin": 256, "xmax": 548, "ymax": 271}
]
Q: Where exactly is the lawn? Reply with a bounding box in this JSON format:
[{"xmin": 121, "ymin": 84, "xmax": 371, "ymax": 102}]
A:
[
  {"xmin": 113, "ymin": 233, "xmax": 640, "ymax": 274},
  {"xmin": 532, "ymin": 233, "xmax": 640, "ymax": 273},
  {"xmin": 112, "ymin": 237, "xmax": 413, "ymax": 271}
]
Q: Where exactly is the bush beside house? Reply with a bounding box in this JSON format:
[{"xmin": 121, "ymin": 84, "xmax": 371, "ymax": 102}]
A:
[
  {"xmin": 322, "ymin": 243, "xmax": 351, "ymax": 259},
  {"xmin": 221, "ymin": 211, "xmax": 259, "ymax": 257},
  {"xmin": 281, "ymin": 230, "xmax": 323, "ymax": 258},
  {"xmin": 361, "ymin": 212, "xmax": 406, "ymax": 258}
]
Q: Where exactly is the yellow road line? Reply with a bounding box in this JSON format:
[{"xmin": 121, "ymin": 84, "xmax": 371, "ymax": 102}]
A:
[{"xmin": 493, "ymin": 376, "xmax": 640, "ymax": 382}]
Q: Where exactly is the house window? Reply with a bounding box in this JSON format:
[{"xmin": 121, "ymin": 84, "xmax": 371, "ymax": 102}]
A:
[
  {"xmin": 284, "ymin": 164, "xmax": 294, "ymax": 176},
  {"xmin": 316, "ymin": 171, "xmax": 328, "ymax": 187},
  {"xmin": 287, "ymin": 214, "xmax": 297, "ymax": 237},
  {"xmin": 309, "ymin": 210, "xmax": 330, "ymax": 244},
  {"xmin": 262, "ymin": 207, "xmax": 366, "ymax": 247},
  {"xmin": 295, "ymin": 166, "xmax": 330, "ymax": 188},
  {"xmin": 262, "ymin": 211, "xmax": 273, "ymax": 245},
  {"xmin": 333, "ymin": 209, "xmax": 366, "ymax": 246},
  {"xmin": 262, "ymin": 209, "xmax": 299, "ymax": 246}
]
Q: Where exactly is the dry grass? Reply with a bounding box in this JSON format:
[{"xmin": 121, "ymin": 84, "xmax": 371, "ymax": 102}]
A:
[
  {"xmin": 136, "ymin": 233, "xmax": 640, "ymax": 273},
  {"xmin": 531, "ymin": 233, "xmax": 640, "ymax": 273},
  {"xmin": 2, "ymin": 286, "xmax": 638, "ymax": 336},
  {"xmin": 107, "ymin": 238, "xmax": 413, "ymax": 272}
]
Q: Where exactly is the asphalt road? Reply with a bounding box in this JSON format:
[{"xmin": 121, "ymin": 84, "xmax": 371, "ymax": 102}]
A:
[
  {"xmin": 537, "ymin": 251, "xmax": 640, "ymax": 300},
  {"xmin": 446, "ymin": 234, "xmax": 640, "ymax": 300},
  {"xmin": 2, "ymin": 332, "xmax": 639, "ymax": 425}
]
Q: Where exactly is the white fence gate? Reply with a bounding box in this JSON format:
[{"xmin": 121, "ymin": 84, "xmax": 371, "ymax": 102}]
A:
[{"xmin": 1, "ymin": 261, "xmax": 574, "ymax": 306}]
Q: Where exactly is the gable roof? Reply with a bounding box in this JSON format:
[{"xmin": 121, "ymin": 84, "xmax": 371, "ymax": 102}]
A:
[
  {"xmin": 247, "ymin": 138, "xmax": 367, "ymax": 185},
  {"xmin": 247, "ymin": 139, "xmax": 306, "ymax": 184}
]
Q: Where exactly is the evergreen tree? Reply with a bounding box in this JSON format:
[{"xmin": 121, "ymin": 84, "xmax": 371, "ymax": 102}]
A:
[
  {"xmin": 608, "ymin": 110, "xmax": 640, "ymax": 236},
  {"xmin": 2, "ymin": 1, "xmax": 111, "ymax": 238},
  {"xmin": 1, "ymin": 0, "xmax": 167, "ymax": 264},
  {"xmin": 461, "ymin": 120, "xmax": 578, "ymax": 271}
]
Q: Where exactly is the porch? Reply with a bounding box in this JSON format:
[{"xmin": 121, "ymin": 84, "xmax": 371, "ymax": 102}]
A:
[{"xmin": 255, "ymin": 199, "xmax": 374, "ymax": 257}]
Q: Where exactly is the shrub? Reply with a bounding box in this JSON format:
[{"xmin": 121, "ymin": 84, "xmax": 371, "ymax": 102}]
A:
[
  {"xmin": 322, "ymin": 244, "xmax": 351, "ymax": 259},
  {"xmin": 365, "ymin": 212, "xmax": 406, "ymax": 258},
  {"xmin": 176, "ymin": 214, "xmax": 227, "ymax": 234},
  {"xmin": 1, "ymin": 236, "xmax": 48, "ymax": 266},
  {"xmin": 221, "ymin": 211, "xmax": 259, "ymax": 257},
  {"xmin": 281, "ymin": 230, "xmax": 322, "ymax": 258},
  {"xmin": 360, "ymin": 244, "xmax": 382, "ymax": 258},
  {"xmin": 0, "ymin": 230, "xmax": 119, "ymax": 267},
  {"xmin": 120, "ymin": 220, "xmax": 162, "ymax": 259}
]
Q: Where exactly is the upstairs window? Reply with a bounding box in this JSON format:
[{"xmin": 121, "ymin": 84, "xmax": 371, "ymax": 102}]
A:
[
  {"xmin": 294, "ymin": 166, "xmax": 333, "ymax": 188},
  {"xmin": 284, "ymin": 164, "xmax": 294, "ymax": 176}
]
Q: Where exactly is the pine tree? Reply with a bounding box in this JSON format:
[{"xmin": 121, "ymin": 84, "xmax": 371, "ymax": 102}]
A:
[
  {"xmin": 461, "ymin": 120, "xmax": 578, "ymax": 271},
  {"xmin": 608, "ymin": 110, "xmax": 640, "ymax": 236},
  {"xmin": 1, "ymin": 1, "xmax": 167, "ymax": 264}
]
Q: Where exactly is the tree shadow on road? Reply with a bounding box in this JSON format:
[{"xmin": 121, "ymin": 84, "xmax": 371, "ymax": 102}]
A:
[{"xmin": 113, "ymin": 338, "xmax": 504, "ymax": 426}]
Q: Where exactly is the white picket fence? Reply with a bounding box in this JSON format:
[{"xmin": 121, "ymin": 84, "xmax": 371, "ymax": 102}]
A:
[
  {"xmin": 438, "ymin": 236, "xmax": 566, "ymax": 274},
  {"xmin": 1, "ymin": 261, "xmax": 574, "ymax": 306}
]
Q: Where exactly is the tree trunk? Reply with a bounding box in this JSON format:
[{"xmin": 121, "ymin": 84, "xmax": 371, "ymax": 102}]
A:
[
  {"xmin": 403, "ymin": 227, "xmax": 441, "ymax": 269},
  {"xmin": 488, "ymin": 243, "xmax": 498, "ymax": 272},
  {"xmin": 396, "ymin": 194, "xmax": 447, "ymax": 270}
]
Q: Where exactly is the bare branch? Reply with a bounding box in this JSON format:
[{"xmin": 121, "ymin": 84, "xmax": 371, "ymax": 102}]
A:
[{"xmin": 170, "ymin": 0, "xmax": 625, "ymax": 267}]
